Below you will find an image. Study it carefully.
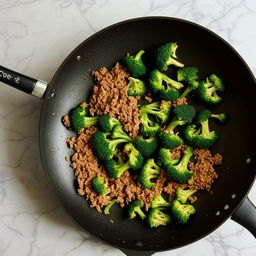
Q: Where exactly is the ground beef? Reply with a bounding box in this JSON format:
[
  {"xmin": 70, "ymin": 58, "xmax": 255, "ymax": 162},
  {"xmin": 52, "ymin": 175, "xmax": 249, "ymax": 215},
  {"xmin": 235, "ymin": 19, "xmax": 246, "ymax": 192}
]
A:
[
  {"xmin": 63, "ymin": 115, "xmax": 71, "ymax": 128},
  {"xmin": 164, "ymin": 148, "xmax": 223, "ymax": 202},
  {"xmin": 80, "ymin": 102, "xmax": 88, "ymax": 109},
  {"xmin": 65, "ymin": 64, "xmax": 223, "ymax": 212},
  {"xmin": 144, "ymin": 92, "xmax": 153, "ymax": 103},
  {"xmin": 67, "ymin": 128, "xmax": 223, "ymax": 211},
  {"xmin": 172, "ymin": 97, "xmax": 188, "ymax": 107},
  {"xmin": 89, "ymin": 63, "xmax": 141, "ymax": 138},
  {"xmin": 170, "ymin": 145, "xmax": 186, "ymax": 159},
  {"xmin": 144, "ymin": 95, "xmax": 153, "ymax": 102},
  {"xmin": 67, "ymin": 127, "xmax": 167, "ymax": 211},
  {"xmin": 188, "ymin": 149, "xmax": 223, "ymax": 191}
]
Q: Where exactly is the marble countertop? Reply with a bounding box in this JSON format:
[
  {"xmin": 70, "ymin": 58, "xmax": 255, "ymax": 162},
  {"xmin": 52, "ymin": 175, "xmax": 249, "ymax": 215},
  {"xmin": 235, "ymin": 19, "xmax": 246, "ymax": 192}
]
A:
[{"xmin": 0, "ymin": 0, "xmax": 256, "ymax": 255}]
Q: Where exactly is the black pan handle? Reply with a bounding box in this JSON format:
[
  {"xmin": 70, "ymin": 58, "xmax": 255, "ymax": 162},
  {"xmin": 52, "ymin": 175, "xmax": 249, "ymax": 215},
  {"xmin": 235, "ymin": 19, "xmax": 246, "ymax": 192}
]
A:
[
  {"xmin": 0, "ymin": 65, "xmax": 48, "ymax": 98},
  {"xmin": 120, "ymin": 248, "xmax": 154, "ymax": 256},
  {"xmin": 231, "ymin": 197, "xmax": 256, "ymax": 238}
]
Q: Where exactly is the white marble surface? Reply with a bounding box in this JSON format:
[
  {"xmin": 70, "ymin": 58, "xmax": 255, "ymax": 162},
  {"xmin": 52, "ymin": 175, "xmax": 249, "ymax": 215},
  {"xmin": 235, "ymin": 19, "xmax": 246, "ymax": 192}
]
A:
[{"xmin": 0, "ymin": 0, "xmax": 256, "ymax": 255}]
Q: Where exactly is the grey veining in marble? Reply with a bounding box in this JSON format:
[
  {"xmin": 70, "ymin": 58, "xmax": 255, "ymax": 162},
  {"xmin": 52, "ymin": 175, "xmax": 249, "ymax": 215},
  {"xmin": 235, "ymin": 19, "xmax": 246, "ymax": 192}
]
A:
[{"xmin": 0, "ymin": 0, "xmax": 256, "ymax": 255}]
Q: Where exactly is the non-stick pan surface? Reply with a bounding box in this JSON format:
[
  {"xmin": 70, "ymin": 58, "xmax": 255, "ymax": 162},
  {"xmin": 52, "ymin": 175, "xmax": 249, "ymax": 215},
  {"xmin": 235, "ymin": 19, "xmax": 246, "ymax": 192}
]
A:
[{"xmin": 38, "ymin": 17, "xmax": 256, "ymax": 254}]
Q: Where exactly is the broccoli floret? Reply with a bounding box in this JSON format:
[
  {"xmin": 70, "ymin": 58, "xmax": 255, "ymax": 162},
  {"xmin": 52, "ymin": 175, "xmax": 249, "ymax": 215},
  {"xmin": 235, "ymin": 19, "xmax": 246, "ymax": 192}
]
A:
[
  {"xmin": 151, "ymin": 194, "xmax": 171, "ymax": 208},
  {"xmin": 184, "ymin": 109, "xmax": 219, "ymax": 148},
  {"xmin": 147, "ymin": 207, "xmax": 171, "ymax": 228},
  {"xmin": 197, "ymin": 74, "xmax": 225, "ymax": 105},
  {"xmin": 92, "ymin": 131, "xmax": 131, "ymax": 161},
  {"xmin": 159, "ymin": 105, "xmax": 196, "ymax": 149},
  {"xmin": 91, "ymin": 176, "xmax": 109, "ymax": 195},
  {"xmin": 211, "ymin": 113, "xmax": 228, "ymax": 124},
  {"xmin": 177, "ymin": 67, "xmax": 199, "ymax": 98},
  {"xmin": 138, "ymin": 159, "xmax": 161, "ymax": 189},
  {"xmin": 134, "ymin": 136, "xmax": 159, "ymax": 158},
  {"xmin": 155, "ymin": 42, "xmax": 184, "ymax": 71},
  {"xmin": 140, "ymin": 101, "xmax": 172, "ymax": 124},
  {"xmin": 98, "ymin": 114, "xmax": 121, "ymax": 132},
  {"xmin": 128, "ymin": 200, "xmax": 146, "ymax": 220},
  {"xmin": 111, "ymin": 125, "xmax": 133, "ymax": 142},
  {"xmin": 121, "ymin": 50, "xmax": 147, "ymax": 77},
  {"xmin": 71, "ymin": 107, "xmax": 98, "ymax": 132},
  {"xmin": 171, "ymin": 199, "xmax": 195, "ymax": 224},
  {"xmin": 175, "ymin": 188, "xmax": 196, "ymax": 204},
  {"xmin": 165, "ymin": 146, "xmax": 193, "ymax": 184},
  {"xmin": 158, "ymin": 148, "xmax": 180, "ymax": 170},
  {"xmin": 124, "ymin": 143, "xmax": 144, "ymax": 171},
  {"xmin": 127, "ymin": 77, "xmax": 146, "ymax": 96},
  {"xmin": 140, "ymin": 112, "xmax": 161, "ymax": 136},
  {"xmin": 149, "ymin": 69, "xmax": 183, "ymax": 102},
  {"xmin": 105, "ymin": 154, "xmax": 130, "ymax": 179},
  {"xmin": 104, "ymin": 199, "xmax": 116, "ymax": 215}
]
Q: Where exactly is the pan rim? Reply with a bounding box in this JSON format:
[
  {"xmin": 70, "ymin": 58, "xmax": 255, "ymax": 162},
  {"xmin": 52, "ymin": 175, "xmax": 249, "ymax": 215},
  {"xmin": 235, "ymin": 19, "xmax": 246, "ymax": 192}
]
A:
[{"xmin": 39, "ymin": 16, "xmax": 256, "ymax": 252}]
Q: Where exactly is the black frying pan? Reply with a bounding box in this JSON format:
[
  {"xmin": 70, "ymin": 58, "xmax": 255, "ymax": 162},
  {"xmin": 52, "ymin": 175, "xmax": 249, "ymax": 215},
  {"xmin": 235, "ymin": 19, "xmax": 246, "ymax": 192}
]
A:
[{"xmin": 0, "ymin": 17, "xmax": 255, "ymax": 256}]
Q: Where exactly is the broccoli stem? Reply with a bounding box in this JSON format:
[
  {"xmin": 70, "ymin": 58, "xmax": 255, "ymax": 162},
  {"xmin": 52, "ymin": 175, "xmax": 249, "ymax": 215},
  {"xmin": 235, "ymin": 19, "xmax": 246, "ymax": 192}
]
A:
[
  {"xmin": 178, "ymin": 148, "xmax": 193, "ymax": 168},
  {"xmin": 109, "ymin": 138, "xmax": 130, "ymax": 151},
  {"xmin": 166, "ymin": 118, "xmax": 186, "ymax": 132},
  {"xmin": 84, "ymin": 116, "xmax": 99, "ymax": 127},
  {"xmin": 167, "ymin": 58, "xmax": 184, "ymax": 68},
  {"xmin": 136, "ymin": 208, "xmax": 147, "ymax": 219},
  {"xmin": 180, "ymin": 87, "xmax": 192, "ymax": 98},
  {"xmin": 134, "ymin": 50, "xmax": 145, "ymax": 60},
  {"xmin": 201, "ymin": 120, "xmax": 212, "ymax": 138},
  {"xmin": 164, "ymin": 76, "xmax": 184, "ymax": 90},
  {"xmin": 119, "ymin": 161, "xmax": 131, "ymax": 173},
  {"xmin": 104, "ymin": 199, "xmax": 116, "ymax": 215}
]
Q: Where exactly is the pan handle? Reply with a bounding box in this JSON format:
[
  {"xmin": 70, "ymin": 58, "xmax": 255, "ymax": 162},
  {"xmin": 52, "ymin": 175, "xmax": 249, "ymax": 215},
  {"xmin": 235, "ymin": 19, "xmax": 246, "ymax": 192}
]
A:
[
  {"xmin": 0, "ymin": 65, "xmax": 48, "ymax": 99},
  {"xmin": 120, "ymin": 249, "xmax": 154, "ymax": 256},
  {"xmin": 231, "ymin": 197, "xmax": 256, "ymax": 238}
]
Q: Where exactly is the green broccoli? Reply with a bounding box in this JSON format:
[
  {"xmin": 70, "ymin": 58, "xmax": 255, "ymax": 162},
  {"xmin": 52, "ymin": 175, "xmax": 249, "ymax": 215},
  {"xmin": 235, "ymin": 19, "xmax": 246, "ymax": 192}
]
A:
[
  {"xmin": 147, "ymin": 207, "xmax": 171, "ymax": 228},
  {"xmin": 160, "ymin": 146, "xmax": 193, "ymax": 184},
  {"xmin": 104, "ymin": 199, "xmax": 116, "ymax": 215},
  {"xmin": 111, "ymin": 125, "xmax": 133, "ymax": 142},
  {"xmin": 138, "ymin": 159, "xmax": 161, "ymax": 189},
  {"xmin": 177, "ymin": 67, "xmax": 199, "ymax": 98},
  {"xmin": 158, "ymin": 105, "xmax": 196, "ymax": 149},
  {"xmin": 70, "ymin": 107, "xmax": 98, "ymax": 132},
  {"xmin": 149, "ymin": 69, "xmax": 184, "ymax": 102},
  {"xmin": 91, "ymin": 176, "xmax": 109, "ymax": 195},
  {"xmin": 211, "ymin": 113, "xmax": 228, "ymax": 124},
  {"xmin": 92, "ymin": 131, "xmax": 131, "ymax": 161},
  {"xmin": 158, "ymin": 148, "xmax": 180, "ymax": 170},
  {"xmin": 121, "ymin": 50, "xmax": 147, "ymax": 77},
  {"xmin": 171, "ymin": 199, "xmax": 195, "ymax": 224},
  {"xmin": 184, "ymin": 109, "xmax": 219, "ymax": 148},
  {"xmin": 134, "ymin": 136, "xmax": 159, "ymax": 158},
  {"xmin": 197, "ymin": 74, "xmax": 225, "ymax": 105},
  {"xmin": 105, "ymin": 154, "xmax": 130, "ymax": 179},
  {"xmin": 127, "ymin": 77, "xmax": 146, "ymax": 96},
  {"xmin": 140, "ymin": 112, "xmax": 161, "ymax": 136},
  {"xmin": 98, "ymin": 114, "xmax": 121, "ymax": 132},
  {"xmin": 124, "ymin": 143, "xmax": 144, "ymax": 171},
  {"xmin": 155, "ymin": 42, "xmax": 184, "ymax": 71},
  {"xmin": 175, "ymin": 188, "xmax": 196, "ymax": 204},
  {"xmin": 128, "ymin": 200, "xmax": 146, "ymax": 220},
  {"xmin": 140, "ymin": 101, "xmax": 172, "ymax": 124},
  {"xmin": 151, "ymin": 194, "xmax": 171, "ymax": 208},
  {"xmin": 111, "ymin": 125, "xmax": 132, "ymax": 142}
]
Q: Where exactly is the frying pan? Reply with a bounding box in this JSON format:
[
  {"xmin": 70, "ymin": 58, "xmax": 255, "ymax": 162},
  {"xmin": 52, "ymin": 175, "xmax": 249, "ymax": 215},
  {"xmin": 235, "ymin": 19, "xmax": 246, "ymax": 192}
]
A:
[{"xmin": 0, "ymin": 17, "xmax": 255, "ymax": 256}]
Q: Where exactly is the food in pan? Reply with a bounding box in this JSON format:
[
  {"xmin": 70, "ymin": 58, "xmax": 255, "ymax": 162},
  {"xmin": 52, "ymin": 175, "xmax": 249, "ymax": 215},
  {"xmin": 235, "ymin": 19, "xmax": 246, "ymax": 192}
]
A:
[{"xmin": 63, "ymin": 42, "xmax": 226, "ymax": 228}]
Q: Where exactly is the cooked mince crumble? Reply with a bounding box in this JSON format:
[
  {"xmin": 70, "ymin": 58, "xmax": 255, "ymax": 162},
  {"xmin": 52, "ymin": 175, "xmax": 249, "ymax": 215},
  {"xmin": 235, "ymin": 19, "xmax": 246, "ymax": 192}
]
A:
[{"xmin": 64, "ymin": 63, "xmax": 223, "ymax": 212}]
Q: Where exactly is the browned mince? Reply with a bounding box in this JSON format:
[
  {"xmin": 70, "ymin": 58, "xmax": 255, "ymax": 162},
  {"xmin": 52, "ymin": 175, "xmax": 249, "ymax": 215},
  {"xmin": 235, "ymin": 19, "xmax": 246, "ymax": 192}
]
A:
[
  {"xmin": 89, "ymin": 63, "xmax": 141, "ymax": 138},
  {"xmin": 172, "ymin": 97, "xmax": 188, "ymax": 107},
  {"xmin": 65, "ymin": 64, "xmax": 223, "ymax": 212}
]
